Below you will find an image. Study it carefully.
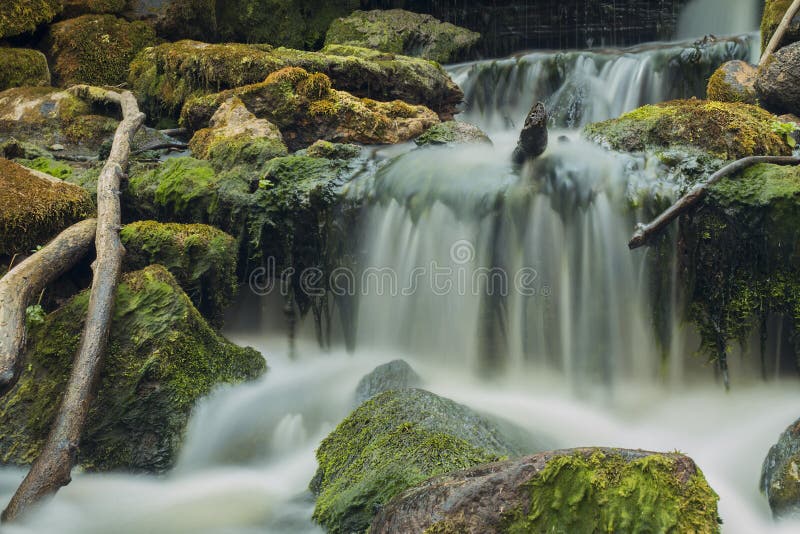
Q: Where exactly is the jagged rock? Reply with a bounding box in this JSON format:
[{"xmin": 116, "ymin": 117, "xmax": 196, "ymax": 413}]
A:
[
  {"xmin": 761, "ymin": 0, "xmax": 800, "ymax": 54},
  {"xmin": 0, "ymin": 0, "xmax": 62, "ymax": 38},
  {"xmin": 354, "ymin": 360, "xmax": 421, "ymax": 404},
  {"xmin": 0, "ymin": 49, "xmax": 51, "ymax": 91},
  {"xmin": 756, "ymin": 42, "xmax": 800, "ymax": 116},
  {"xmin": 706, "ymin": 60, "xmax": 757, "ymax": 105},
  {"xmin": 414, "ymin": 121, "xmax": 492, "ymax": 147},
  {"xmin": 512, "ymin": 102, "xmax": 548, "ymax": 164},
  {"xmin": 372, "ymin": 448, "xmax": 720, "ymax": 533},
  {"xmin": 325, "ymin": 9, "xmax": 480, "ymax": 64},
  {"xmin": 762, "ymin": 417, "xmax": 800, "ymax": 518}
]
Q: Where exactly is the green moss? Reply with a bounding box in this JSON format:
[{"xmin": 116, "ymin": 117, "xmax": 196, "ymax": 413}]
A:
[
  {"xmin": 0, "ymin": 265, "xmax": 265, "ymax": 472},
  {"xmin": 62, "ymin": 0, "xmax": 127, "ymax": 17},
  {"xmin": 761, "ymin": 0, "xmax": 800, "ymax": 54},
  {"xmin": 154, "ymin": 0, "xmax": 217, "ymax": 41},
  {"xmin": 706, "ymin": 61, "xmax": 757, "ymax": 105},
  {"xmin": 304, "ymin": 140, "xmax": 361, "ymax": 159},
  {"xmin": 121, "ymin": 221, "xmax": 239, "ymax": 326},
  {"xmin": 415, "ymin": 120, "xmax": 492, "ymax": 146},
  {"xmin": 46, "ymin": 14, "xmax": 158, "ymax": 86},
  {"xmin": 0, "ymin": 0, "xmax": 62, "ymax": 38},
  {"xmin": 501, "ymin": 450, "xmax": 720, "ymax": 533},
  {"xmin": 584, "ymin": 99, "xmax": 792, "ymax": 160},
  {"xmin": 0, "ymin": 48, "xmax": 50, "ymax": 91},
  {"xmin": 0, "ymin": 158, "xmax": 94, "ymax": 256},
  {"xmin": 19, "ymin": 157, "xmax": 74, "ymax": 180}
]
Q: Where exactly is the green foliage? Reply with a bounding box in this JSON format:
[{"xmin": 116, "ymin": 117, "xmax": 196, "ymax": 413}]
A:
[
  {"xmin": 771, "ymin": 120, "xmax": 799, "ymax": 148},
  {"xmin": 25, "ymin": 304, "xmax": 45, "ymax": 328},
  {"xmin": 20, "ymin": 157, "xmax": 74, "ymax": 180}
]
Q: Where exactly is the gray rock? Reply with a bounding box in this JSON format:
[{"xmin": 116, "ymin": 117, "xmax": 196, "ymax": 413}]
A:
[
  {"xmin": 414, "ymin": 121, "xmax": 492, "ymax": 147},
  {"xmin": 512, "ymin": 101, "xmax": 548, "ymax": 164},
  {"xmin": 354, "ymin": 359, "xmax": 422, "ymax": 404},
  {"xmin": 761, "ymin": 417, "xmax": 800, "ymax": 518},
  {"xmin": 756, "ymin": 42, "xmax": 800, "ymax": 116}
]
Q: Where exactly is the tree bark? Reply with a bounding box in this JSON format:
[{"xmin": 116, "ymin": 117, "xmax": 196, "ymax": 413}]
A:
[
  {"xmin": 629, "ymin": 156, "xmax": 800, "ymax": 250},
  {"xmin": 0, "ymin": 219, "xmax": 97, "ymax": 396},
  {"xmin": 760, "ymin": 0, "xmax": 800, "ymax": 68},
  {"xmin": 2, "ymin": 88, "xmax": 144, "ymax": 523}
]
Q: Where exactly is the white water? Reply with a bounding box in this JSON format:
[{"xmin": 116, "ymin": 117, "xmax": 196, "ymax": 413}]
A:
[{"xmin": 676, "ymin": 0, "xmax": 761, "ymax": 40}]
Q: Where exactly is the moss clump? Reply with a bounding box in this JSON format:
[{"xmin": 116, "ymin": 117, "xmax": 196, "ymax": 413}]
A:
[
  {"xmin": 584, "ymin": 99, "xmax": 792, "ymax": 160},
  {"xmin": 0, "ymin": 49, "xmax": 51, "ymax": 91},
  {"xmin": 325, "ymin": 9, "xmax": 480, "ymax": 64},
  {"xmin": 415, "ymin": 120, "xmax": 492, "ymax": 146},
  {"xmin": 19, "ymin": 156, "xmax": 75, "ymax": 179},
  {"xmin": 311, "ymin": 388, "xmax": 521, "ymax": 534},
  {"xmin": 304, "ymin": 140, "xmax": 361, "ymax": 159},
  {"xmin": 0, "ymin": 0, "xmax": 62, "ymax": 38},
  {"xmin": 61, "ymin": 0, "xmax": 127, "ymax": 17},
  {"xmin": 46, "ymin": 14, "xmax": 158, "ymax": 86},
  {"xmin": 0, "ymin": 158, "xmax": 94, "ymax": 256},
  {"xmin": 761, "ymin": 0, "xmax": 800, "ymax": 54},
  {"xmin": 0, "ymin": 265, "xmax": 266, "ymax": 472},
  {"xmin": 500, "ymin": 450, "xmax": 720, "ymax": 533},
  {"xmin": 706, "ymin": 60, "xmax": 757, "ymax": 105},
  {"xmin": 121, "ymin": 221, "xmax": 239, "ymax": 327}
]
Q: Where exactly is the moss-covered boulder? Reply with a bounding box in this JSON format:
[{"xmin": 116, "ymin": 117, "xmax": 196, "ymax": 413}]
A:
[
  {"xmin": 181, "ymin": 67, "xmax": 438, "ymax": 151},
  {"xmin": 310, "ymin": 388, "xmax": 524, "ymax": 534},
  {"xmin": 414, "ymin": 120, "xmax": 492, "ymax": 147},
  {"xmin": 0, "ymin": 158, "xmax": 94, "ymax": 256},
  {"xmin": 325, "ymin": 9, "xmax": 480, "ymax": 64},
  {"xmin": 0, "ymin": 265, "xmax": 265, "ymax": 472},
  {"xmin": 762, "ymin": 417, "xmax": 800, "ymax": 518},
  {"xmin": 45, "ymin": 15, "xmax": 158, "ymax": 86},
  {"xmin": 706, "ymin": 60, "xmax": 757, "ymax": 105},
  {"xmin": 584, "ymin": 99, "xmax": 792, "ymax": 160},
  {"xmin": 61, "ymin": 0, "xmax": 127, "ymax": 17},
  {"xmin": 120, "ymin": 221, "xmax": 238, "ymax": 326},
  {"xmin": 0, "ymin": 0, "xmax": 62, "ymax": 38},
  {"xmin": 303, "ymin": 139, "xmax": 361, "ymax": 160},
  {"xmin": 128, "ymin": 40, "xmax": 462, "ymax": 121},
  {"xmin": 0, "ymin": 49, "xmax": 51, "ymax": 91},
  {"xmin": 189, "ymin": 96, "xmax": 287, "ymax": 168},
  {"xmin": 353, "ymin": 359, "xmax": 421, "ymax": 405},
  {"xmin": 372, "ymin": 448, "xmax": 720, "ymax": 533},
  {"xmin": 756, "ymin": 42, "xmax": 800, "ymax": 116},
  {"xmin": 761, "ymin": 0, "xmax": 800, "ymax": 54},
  {"xmin": 126, "ymin": 0, "xmax": 216, "ymax": 41}
]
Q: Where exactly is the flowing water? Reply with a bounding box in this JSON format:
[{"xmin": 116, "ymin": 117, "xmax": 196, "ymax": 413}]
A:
[{"xmin": 3, "ymin": 4, "xmax": 800, "ymax": 533}]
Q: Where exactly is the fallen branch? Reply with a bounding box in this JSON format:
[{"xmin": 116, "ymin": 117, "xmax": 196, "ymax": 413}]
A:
[
  {"xmin": 759, "ymin": 0, "xmax": 800, "ymax": 68},
  {"xmin": 629, "ymin": 155, "xmax": 800, "ymax": 250},
  {"xmin": 0, "ymin": 219, "xmax": 97, "ymax": 396},
  {"xmin": 2, "ymin": 88, "xmax": 144, "ymax": 523}
]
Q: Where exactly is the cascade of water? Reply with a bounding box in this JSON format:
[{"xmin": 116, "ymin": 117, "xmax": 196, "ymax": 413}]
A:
[{"xmin": 676, "ymin": 0, "xmax": 762, "ymax": 40}]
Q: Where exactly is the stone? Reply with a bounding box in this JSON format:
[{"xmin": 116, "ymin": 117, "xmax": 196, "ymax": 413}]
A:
[
  {"xmin": 761, "ymin": 0, "xmax": 800, "ymax": 54},
  {"xmin": 756, "ymin": 42, "xmax": 800, "ymax": 116},
  {"xmin": 512, "ymin": 101, "xmax": 548, "ymax": 164},
  {"xmin": 0, "ymin": 49, "xmax": 51, "ymax": 91},
  {"xmin": 354, "ymin": 359, "xmax": 422, "ymax": 404},
  {"xmin": 762, "ymin": 417, "xmax": 800, "ymax": 518},
  {"xmin": 414, "ymin": 121, "xmax": 492, "ymax": 147},
  {"xmin": 0, "ymin": 0, "xmax": 62, "ymax": 38},
  {"xmin": 706, "ymin": 60, "xmax": 757, "ymax": 105}
]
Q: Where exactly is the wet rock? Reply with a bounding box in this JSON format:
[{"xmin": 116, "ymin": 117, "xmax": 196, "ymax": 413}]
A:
[
  {"xmin": 414, "ymin": 120, "xmax": 492, "ymax": 147},
  {"xmin": 756, "ymin": 42, "xmax": 800, "ymax": 116},
  {"xmin": 706, "ymin": 60, "xmax": 757, "ymax": 105},
  {"xmin": 354, "ymin": 360, "xmax": 421, "ymax": 404},
  {"xmin": 0, "ymin": 0, "xmax": 62, "ymax": 38},
  {"xmin": 0, "ymin": 49, "xmax": 51, "ymax": 91},
  {"xmin": 761, "ymin": 0, "xmax": 800, "ymax": 54},
  {"xmin": 303, "ymin": 140, "xmax": 361, "ymax": 160},
  {"xmin": 325, "ymin": 9, "xmax": 480, "ymax": 64},
  {"xmin": 45, "ymin": 14, "xmax": 158, "ymax": 86},
  {"xmin": 762, "ymin": 418, "xmax": 800, "ymax": 518},
  {"xmin": 371, "ymin": 448, "xmax": 720, "ymax": 533},
  {"xmin": 0, "ymin": 265, "xmax": 266, "ymax": 472},
  {"xmin": 512, "ymin": 102, "xmax": 548, "ymax": 164},
  {"xmin": 310, "ymin": 388, "xmax": 524, "ymax": 534}
]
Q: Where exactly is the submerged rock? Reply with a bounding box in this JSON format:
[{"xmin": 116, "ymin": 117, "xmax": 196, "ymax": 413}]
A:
[
  {"xmin": 372, "ymin": 448, "xmax": 720, "ymax": 533},
  {"xmin": 0, "ymin": 49, "xmax": 51, "ymax": 91},
  {"xmin": 706, "ymin": 60, "xmax": 757, "ymax": 105},
  {"xmin": 0, "ymin": 266, "xmax": 265, "ymax": 472},
  {"xmin": 325, "ymin": 9, "xmax": 480, "ymax": 64},
  {"xmin": 310, "ymin": 388, "xmax": 524, "ymax": 534},
  {"xmin": 762, "ymin": 417, "xmax": 800, "ymax": 518},
  {"xmin": 0, "ymin": 0, "xmax": 62, "ymax": 38},
  {"xmin": 512, "ymin": 101, "xmax": 548, "ymax": 164},
  {"xmin": 756, "ymin": 42, "xmax": 800, "ymax": 116},
  {"xmin": 761, "ymin": 0, "xmax": 800, "ymax": 54},
  {"xmin": 414, "ymin": 120, "xmax": 491, "ymax": 147},
  {"xmin": 0, "ymin": 158, "xmax": 94, "ymax": 256},
  {"xmin": 354, "ymin": 359, "xmax": 422, "ymax": 404}
]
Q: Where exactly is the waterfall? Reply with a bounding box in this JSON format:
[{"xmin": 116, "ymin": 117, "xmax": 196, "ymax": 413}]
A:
[{"xmin": 676, "ymin": 0, "xmax": 762, "ymax": 40}]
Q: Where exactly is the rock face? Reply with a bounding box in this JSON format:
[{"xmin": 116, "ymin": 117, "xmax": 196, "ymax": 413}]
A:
[
  {"xmin": 0, "ymin": 158, "xmax": 94, "ymax": 256},
  {"xmin": 0, "ymin": 0, "xmax": 62, "ymax": 38},
  {"xmin": 762, "ymin": 417, "xmax": 800, "ymax": 518},
  {"xmin": 0, "ymin": 265, "xmax": 266, "ymax": 472},
  {"xmin": 756, "ymin": 42, "xmax": 800, "ymax": 116},
  {"xmin": 761, "ymin": 0, "xmax": 800, "ymax": 54},
  {"xmin": 45, "ymin": 14, "xmax": 158, "ymax": 86},
  {"xmin": 371, "ymin": 448, "xmax": 721, "ymax": 533},
  {"xmin": 325, "ymin": 9, "xmax": 480, "ymax": 63},
  {"xmin": 0, "ymin": 49, "xmax": 51, "ymax": 91},
  {"xmin": 310, "ymin": 388, "xmax": 524, "ymax": 534},
  {"xmin": 512, "ymin": 102, "xmax": 548, "ymax": 164},
  {"xmin": 128, "ymin": 40, "xmax": 463, "ymax": 121},
  {"xmin": 414, "ymin": 121, "xmax": 492, "ymax": 147},
  {"xmin": 706, "ymin": 60, "xmax": 758, "ymax": 105},
  {"xmin": 354, "ymin": 360, "xmax": 422, "ymax": 404}
]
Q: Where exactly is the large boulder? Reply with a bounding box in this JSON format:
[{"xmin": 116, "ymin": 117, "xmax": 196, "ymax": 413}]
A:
[
  {"xmin": 414, "ymin": 120, "xmax": 491, "ymax": 147},
  {"xmin": 0, "ymin": 265, "xmax": 266, "ymax": 472},
  {"xmin": 310, "ymin": 388, "xmax": 525, "ymax": 534},
  {"xmin": 372, "ymin": 448, "xmax": 720, "ymax": 533},
  {"xmin": 0, "ymin": 0, "xmax": 62, "ymax": 38},
  {"xmin": 762, "ymin": 417, "xmax": 800, "ymax": 518},
  {"xmin": 756, "ymin": 42, "xmax": 800, "ymax": 116},
  {"xmin": 181, "ymin": 67, "xmax": 439, "ymax": 151},
  {"xmin": 0, "ymin": 158, "xmax": 94, "ymax": 256},
  {"xmin": 761, "ymin": 0, "xmax": 800, "ymax": 54},
  {"xmin": 325, "ymin": 9, "xmax": 480, "ymax": 64},
  {"xmin": 128, "ymin": 40, "xmax": 462, "ymax": 120},
  {"xmin": 353, "ymin": 360, "xmax": 422, "ymax": 404},
  {"xmin": 706, "ymin": 60, "xmax": 757, "ymax": 105},
  {"xmin": 45, "ymin": 14, "xmax": 158, "ymax": 86},
  {"xmin": 0, "ymin": 49, "xmax": 51, "ymax": 91},
  {"xmin": 584, "ymin": 99, "xmax": 792, "ymax": 160}
]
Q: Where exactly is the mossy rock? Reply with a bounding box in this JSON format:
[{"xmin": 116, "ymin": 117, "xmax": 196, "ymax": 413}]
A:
[
  {"xmin": 0, "ymin": 0, "xmax": 62, "ymax": 38},
  {"xmin": 761, "ymin": 0, "xmax": 800, "ymax": 55},
  {"xmin": 414, "ymin": 120, "xmax": 492, "ymax": 147},
  {"xmin": 325, "ymin": 9, "xmax": 480, "ymax": 64},
  {"xmin": 0, "ymin": 49, "xmax": 51, "ymax": 91},
  {"xmin": 61, "ymin": 0, "xmax": 128, "ymax": 17},
  {"xmin": 128, "ymin": 40, "xmax": 462, "ymax": 122},
  {"xmin": 46, "ymin": 14, "xmax": 158, "ymax": 86},
  {"xmin": 121, "ymin": 221, "xmax": 239, "ymax": 327},
  {"xmin": 706, "ymin": 60, "xmax": 757, "ymax": 105},
  {"xmin": 311, "ymin": 388, "xmax": 523, "ymax": 534},
  {"xmin": 583, "ymin": 99, "xmax": 792, "ymax": 160},
  {"xmin": 303, "ymin": 140, "xmax": 361, "ymax": 160},
  {"xmin": 0, "ymin": 158, "xmax": 94, "ymax": 256},
  {"xmin": 0, "ymin": 265, "xmax": 266, "ymax": 472},
  {"xmin": 761, "ymin": 418, "xmax": 800, "ymax": 518},
  {"xmin": 372, "ymin": 448, "xmax": 720, "ymax": 533}
]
